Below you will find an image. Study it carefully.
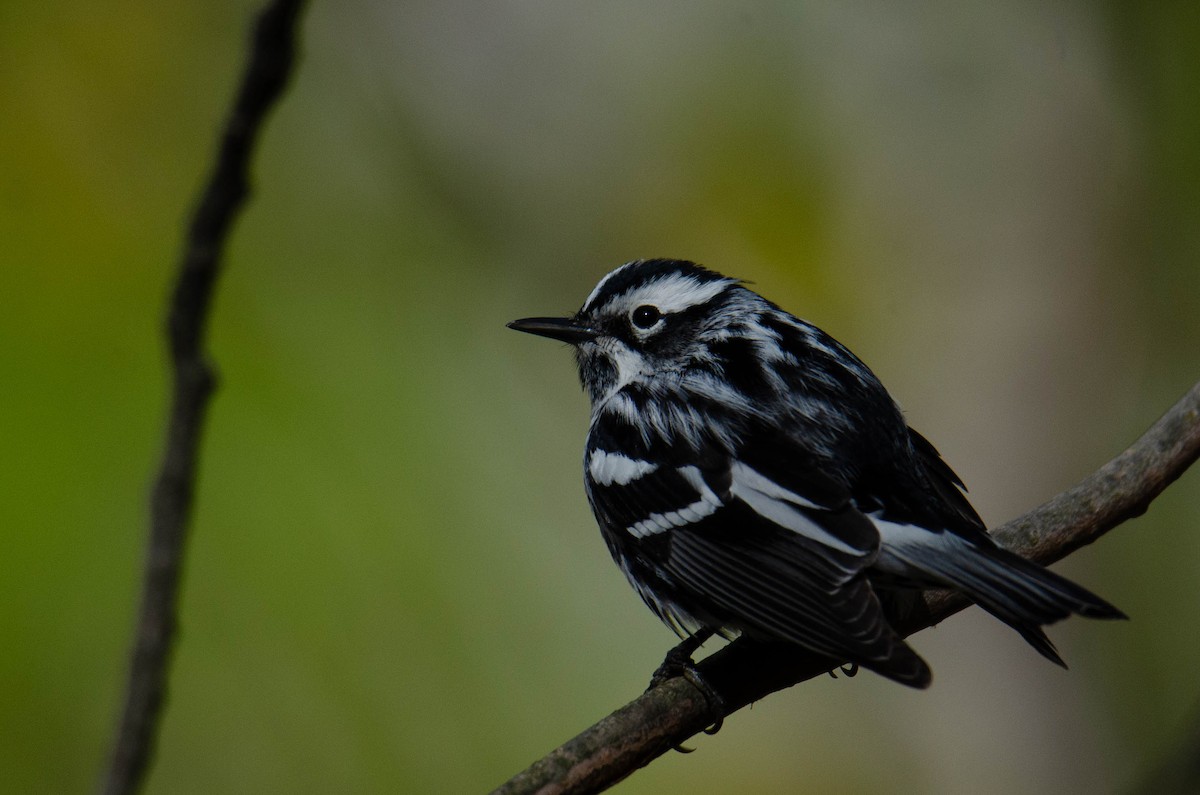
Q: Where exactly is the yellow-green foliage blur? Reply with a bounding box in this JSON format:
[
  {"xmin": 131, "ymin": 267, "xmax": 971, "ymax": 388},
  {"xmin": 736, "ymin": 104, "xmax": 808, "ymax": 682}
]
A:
[{"xmin": 3, "ymin": 2, "xmax": 1198, "ymax": 793}]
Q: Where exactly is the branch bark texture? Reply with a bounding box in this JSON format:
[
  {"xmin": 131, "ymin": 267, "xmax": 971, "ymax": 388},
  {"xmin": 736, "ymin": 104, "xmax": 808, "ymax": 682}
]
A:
[
  {"xmin": 494, "ymin": 379, "xmax": 1200, "ymax": 795},
  {"xmin": 100, "ymin": 3, "xmax": 306, "ymax": 794}
]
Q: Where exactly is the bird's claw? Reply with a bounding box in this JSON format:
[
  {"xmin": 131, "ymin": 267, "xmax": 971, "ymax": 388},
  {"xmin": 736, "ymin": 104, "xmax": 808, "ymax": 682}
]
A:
[
  {"xmin": 827, "ymin": 661, "xmax": 860, "ymax": 680},
  {"xmin": 647, "ymin": 632, "xmax": 725, "ymax": 750},
  {"xmin": 682, "ymin": 667, "xmax": 726, "ymax": 735},
  {"xmin": 665, "ymin": 666, "xmax": 725, "ymax": 751}
]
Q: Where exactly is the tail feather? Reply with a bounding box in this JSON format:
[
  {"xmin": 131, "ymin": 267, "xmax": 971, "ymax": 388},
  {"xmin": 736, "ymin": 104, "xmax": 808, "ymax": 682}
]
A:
[
  {"xmin": 974, "ymin": 544, "xmax": 1126, "ymax": 623},
  {"xmin": 874, "ymin": 520, "xmax": 1125, "ymax": 665},
  {"xmin": 1006, "ymin": 621, "xmax": 1065, "ymax": 668}
]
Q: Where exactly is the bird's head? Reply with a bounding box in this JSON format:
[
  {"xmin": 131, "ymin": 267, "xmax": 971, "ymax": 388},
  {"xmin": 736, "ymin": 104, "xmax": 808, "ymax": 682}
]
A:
[{"xmin": 508, "ymin": 259, "xmax": 746, "ymax": 404}]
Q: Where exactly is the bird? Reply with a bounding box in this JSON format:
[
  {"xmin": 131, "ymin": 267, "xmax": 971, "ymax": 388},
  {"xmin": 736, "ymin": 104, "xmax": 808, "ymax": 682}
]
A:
[{"xmin": 508, "ymin": 258, "xmax": 1124, "ymax": 689}]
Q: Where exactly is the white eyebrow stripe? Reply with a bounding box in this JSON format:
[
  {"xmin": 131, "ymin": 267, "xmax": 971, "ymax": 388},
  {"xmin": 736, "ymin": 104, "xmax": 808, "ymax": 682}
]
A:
[
  {"xmin": 617, "ymin": 274, "xmax": 734, "ymax": 315},
  {"xmin": 588, "ymin": 449, "xmax": 658, "ymax": 486}
]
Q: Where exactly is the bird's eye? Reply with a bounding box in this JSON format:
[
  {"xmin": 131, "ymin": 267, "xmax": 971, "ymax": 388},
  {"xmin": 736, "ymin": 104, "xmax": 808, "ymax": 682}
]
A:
[{"xmin": 630, "ymin": 305, "xmax": 662, "ymax": 330}]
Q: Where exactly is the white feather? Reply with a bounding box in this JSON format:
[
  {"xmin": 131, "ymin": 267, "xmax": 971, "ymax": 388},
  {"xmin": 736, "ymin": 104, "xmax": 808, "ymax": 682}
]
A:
[
  {"xmin": 625, "ymin": 465, "xmax": 723, "ymax": 539},
  {"xmin": 729, "ymin": 462, "xmax": 860, "ymax": 554},
  {"xmin": 588, "ymin": 449, "xmax": 658, "ymax": 486},
  {"xmin": 869, "ymin": 514, "xmax": 957, "ymax": 578}
]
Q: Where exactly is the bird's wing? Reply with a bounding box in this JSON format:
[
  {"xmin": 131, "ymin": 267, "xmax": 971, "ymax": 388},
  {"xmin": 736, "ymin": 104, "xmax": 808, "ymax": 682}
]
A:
[{"xmin": 585, "ymin": 420, "xmax": 931, "ymax": 687}]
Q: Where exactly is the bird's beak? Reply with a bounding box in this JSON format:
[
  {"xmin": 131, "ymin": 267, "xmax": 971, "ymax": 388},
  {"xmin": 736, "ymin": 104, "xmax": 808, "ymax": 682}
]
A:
[{"xmin": 507, "ymin": 316, "xmax": 600, "ymax": 344}]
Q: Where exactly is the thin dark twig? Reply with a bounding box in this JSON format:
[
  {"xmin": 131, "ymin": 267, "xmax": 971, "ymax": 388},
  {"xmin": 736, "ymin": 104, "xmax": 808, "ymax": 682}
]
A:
[
  {"xmin": 493, "ymin": 379, "xmax": 1200, "ymax": 795},
  {"xmin": 100, "ymin": 2, "xmax": 306, "ymax": 794}
]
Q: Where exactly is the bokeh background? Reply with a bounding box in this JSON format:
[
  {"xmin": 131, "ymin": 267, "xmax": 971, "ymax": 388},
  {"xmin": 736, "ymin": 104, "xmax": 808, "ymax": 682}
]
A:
[{"xmin": 3, "ymin": 1, "xmax": 1199, "ymax": 792}]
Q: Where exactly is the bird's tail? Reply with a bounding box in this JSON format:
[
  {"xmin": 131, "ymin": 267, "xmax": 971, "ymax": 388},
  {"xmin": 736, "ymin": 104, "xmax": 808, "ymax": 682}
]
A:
[
  {"xmin": 877, "ymin": 526, "xmax": 1126, "ymax": 666},
  {"xmin": 952, "ymin": 543, "xmax": 1125, "ymax": 665}
]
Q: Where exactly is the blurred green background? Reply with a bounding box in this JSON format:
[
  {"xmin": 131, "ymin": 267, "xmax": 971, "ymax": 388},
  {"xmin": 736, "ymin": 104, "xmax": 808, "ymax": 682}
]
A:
[{"xmin": 3, "ymin": 1, "xmax": 1199, "ymax": 793}]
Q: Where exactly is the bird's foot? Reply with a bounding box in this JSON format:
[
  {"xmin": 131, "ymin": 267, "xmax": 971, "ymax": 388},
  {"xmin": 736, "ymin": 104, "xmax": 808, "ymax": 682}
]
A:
[
  {"xmin": 647, "ymin": 631, "xmax": 725, "ymax": 748},
  {"xmin": 649, "ymin": 631, "xmax": 711, "ymax": 690},
  {"xmin": 681, "ymin": 666, "xmax": 726, "ymax": 737}
]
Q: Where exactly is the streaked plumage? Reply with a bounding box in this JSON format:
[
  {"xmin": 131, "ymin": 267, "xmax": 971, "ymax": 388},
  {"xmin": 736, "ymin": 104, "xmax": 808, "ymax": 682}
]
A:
[{"xmin": 509, "ymin": 258, "xmax": 1123, "ymax": 687}]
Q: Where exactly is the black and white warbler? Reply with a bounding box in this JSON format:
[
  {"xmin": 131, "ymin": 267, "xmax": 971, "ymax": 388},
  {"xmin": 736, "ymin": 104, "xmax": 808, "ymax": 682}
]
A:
[{"xmin": 509, "ymin": 258, "xmax": 1123, "ymax": 688}]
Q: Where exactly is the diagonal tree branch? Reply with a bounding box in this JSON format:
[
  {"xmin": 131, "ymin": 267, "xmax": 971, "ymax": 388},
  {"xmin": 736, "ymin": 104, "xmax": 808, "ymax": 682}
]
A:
[
  {"xmin": 494, "ymin": 379, "xmax": 1200, "ymax": 795},
  {"xmin": 99, "ymin": 3, "xmax": 306, "ymax": 794}
]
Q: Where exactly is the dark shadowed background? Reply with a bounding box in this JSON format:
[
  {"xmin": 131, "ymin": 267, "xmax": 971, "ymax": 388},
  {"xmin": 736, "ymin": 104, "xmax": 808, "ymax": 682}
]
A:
[{"xmin": 3, "ymin": 2, "xmax": 1198, "ymax": 793}]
